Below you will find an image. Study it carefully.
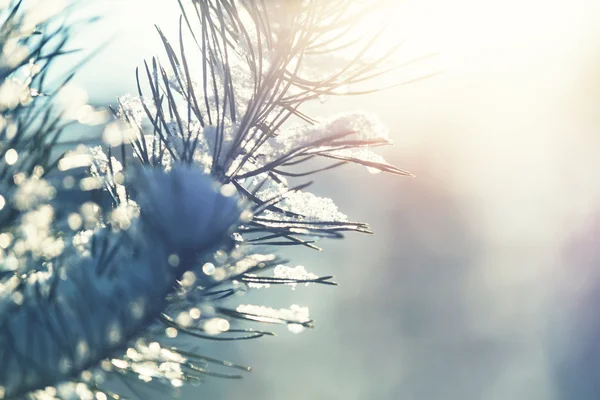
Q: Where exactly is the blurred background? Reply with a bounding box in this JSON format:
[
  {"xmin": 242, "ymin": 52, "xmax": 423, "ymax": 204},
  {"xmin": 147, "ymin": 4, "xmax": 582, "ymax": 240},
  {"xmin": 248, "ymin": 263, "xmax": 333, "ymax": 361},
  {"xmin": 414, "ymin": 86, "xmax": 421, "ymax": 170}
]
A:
[{"xmin": 64, "ymin": 0, "xmax": 600, "ymax": 398}]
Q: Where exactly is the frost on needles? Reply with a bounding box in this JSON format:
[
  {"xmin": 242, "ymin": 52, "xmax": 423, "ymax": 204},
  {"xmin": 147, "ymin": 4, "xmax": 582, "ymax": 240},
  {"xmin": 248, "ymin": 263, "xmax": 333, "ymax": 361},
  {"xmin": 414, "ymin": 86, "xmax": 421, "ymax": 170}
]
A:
[{"xmin": 0, "ymin": 1, "xmax": 411, "ymax": 399}]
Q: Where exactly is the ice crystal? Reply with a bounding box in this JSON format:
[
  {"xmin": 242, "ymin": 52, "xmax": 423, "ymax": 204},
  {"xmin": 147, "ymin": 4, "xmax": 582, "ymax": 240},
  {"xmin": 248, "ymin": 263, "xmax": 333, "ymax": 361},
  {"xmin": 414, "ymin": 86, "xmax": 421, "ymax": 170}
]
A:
[
  {"xmin": 247, "ymin": 265, "xmax": 319, "ymax": 289},
  {"xmin": 236, "ymin": 304, "xmax": 311, "ymax": 333},
  {"xmin": 273, "ymin": 265, "xmax": 319, "ymax": 288},
  {"xmin": 259, "ymin": 189, "xmax": 349, "ymax": 223}
]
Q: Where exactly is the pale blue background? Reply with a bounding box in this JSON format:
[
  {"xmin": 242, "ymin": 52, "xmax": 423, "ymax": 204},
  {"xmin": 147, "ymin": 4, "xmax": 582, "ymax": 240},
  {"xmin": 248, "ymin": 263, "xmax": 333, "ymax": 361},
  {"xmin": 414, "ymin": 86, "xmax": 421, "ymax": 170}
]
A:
[{"xmin": 59, "ymin": 1, "xmax": 600, "ymax": 398}]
